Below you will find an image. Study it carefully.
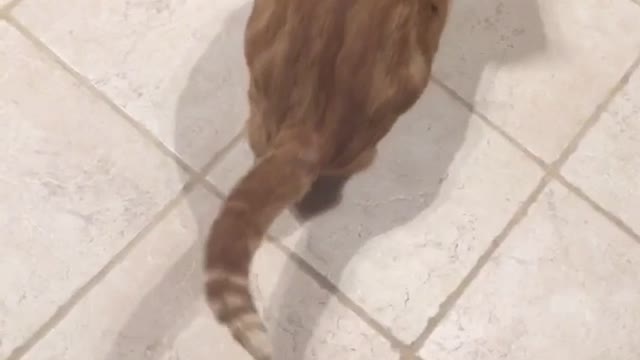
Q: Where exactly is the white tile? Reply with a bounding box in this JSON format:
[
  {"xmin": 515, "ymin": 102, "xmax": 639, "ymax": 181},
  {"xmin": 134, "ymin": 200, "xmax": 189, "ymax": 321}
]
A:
[
  {"xmin": 433, "ymin": 0, "xmax": 640, "ymax": 161},
  {"xmin": 420, "ymin": 182, "xmax": 640, "ymax": 360},
  {"xmin": 0, "ymin": 22, "xmax": 185, "ymax": 357},
  {"xmin": 273, "ymin": 84, "xmax": 543, "ymax": 342},
  {"xmin": 13, "ymin": 0, "xmax": 252, "ymax": 168},
  {"xmin": 563, "ymin": 66, "xmax": 640, "ymax": 234},
  {"xmin": 252, "ymin": 246, "xmax": 397, "ymax": 360},
  {"xmin": 22, "ymin": 187, "xmax": 396, "ymax": 360}
]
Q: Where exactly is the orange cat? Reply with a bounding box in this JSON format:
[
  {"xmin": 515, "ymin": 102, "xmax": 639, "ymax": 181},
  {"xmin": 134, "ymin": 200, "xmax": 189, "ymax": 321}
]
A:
[{"xmin": 204, "ymin": 0, "xmax": 450, "ymax": 358}]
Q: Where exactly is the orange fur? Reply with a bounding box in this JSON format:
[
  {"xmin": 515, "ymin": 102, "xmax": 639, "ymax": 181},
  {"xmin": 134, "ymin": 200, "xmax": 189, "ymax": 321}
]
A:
[{"xmin": 205, "ymin": 0, "xmax": 450, "ymax": 358}]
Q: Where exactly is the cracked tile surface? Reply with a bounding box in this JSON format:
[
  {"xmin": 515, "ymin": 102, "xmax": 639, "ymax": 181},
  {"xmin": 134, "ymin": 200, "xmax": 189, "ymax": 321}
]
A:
[
  {"xmin": 21, "ymin": 187, "xmax": 396, "ymax": 360},
  {"xmin": 563, "ymin": 66, "xmax": 640, "ymax": 235},
  {"xmin": 433, "ymin": 0, "xmax": 640, "ymax": 162},
  {"xmin": 419, "ymin": 182, "xmax": 640, "ymax": 360},
  {"xmin": 12, "ymin": 0, "xmax": 251, "ymax": 169},
  {"xmin": 0, "ymin": 22, "xmax": 185, "ymax": 358},
  {"xmin": 2, "ymin": 0, "xmax": 640, "ymax": 358}
]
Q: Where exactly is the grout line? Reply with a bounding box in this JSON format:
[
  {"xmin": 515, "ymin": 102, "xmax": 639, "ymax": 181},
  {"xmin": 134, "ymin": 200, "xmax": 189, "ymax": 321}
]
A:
[
  {"xmin": 198, "ymin": 174, "xmax": 227, "ymax": 199},
  {"xmin": 7, "ymin": 181, "xmax": 199, "ymax": 360},
  {"xmin": 195, "ymin": 54, "xmax": 640, "ymax": 356},
  {"xmin": 5, "ymin": 15, "xmax": 247, "ymax": 357},
  {"xmin": 6, "ymin": 2, "xmax": 435, "ymax": 357},
  {"xmin": 551, "ymin": 53, "xmax": 640, "ymax": 170},
  {"xmin": 7, "ymin": 13, "xmax": 246, "ymax": 188},
  {"xmin": 199, "ymin": 129, "xmax": 246, "ymax": 177},
  {"xmin": 6, "ymin": 15, "xmax": 199, "ymax": 179},
  {"xmin": 431, "ymin": 77, "xmax": 548, "ymax": 171},
  {"xmin": 269, "ymin": 239, "xmax": 412, "ymax": 352},
  {"xmin": 198, "ymin": 180, "xmax": 418, "ymax": 356},
  {"xmin": 407, "ymin": 51, "xmax": 640, "ymax": 353},
  {"xmin": 6, "ymin": 141, "xmax": 237, "ymax": 359},
  {"xmin": 185, "ymin": 44, "xmax": 638, "ymax": 360},
  {"xmin": 544, "ymin": 54, "xmax": 640, "ymax": 242},
  {"xmin": 0, "ymin": 0, "xmax": 22, "ymax": 16},
  {"xmin": 408, "ymin": 175, "xmax": 550, "ymax": 351},
  {"xmin": 556, "ymin": 174, "xmax": 640, "ymax": 244},
  {"xmin": 8, "ymin": 3, "xmax": 639, "ymax": 356}
]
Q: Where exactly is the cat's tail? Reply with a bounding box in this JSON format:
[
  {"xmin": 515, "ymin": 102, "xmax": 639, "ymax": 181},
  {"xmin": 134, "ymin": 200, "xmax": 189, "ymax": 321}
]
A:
[{"xmin": 204, "ymin": 133, "xmax": 321, "ymax": 360}]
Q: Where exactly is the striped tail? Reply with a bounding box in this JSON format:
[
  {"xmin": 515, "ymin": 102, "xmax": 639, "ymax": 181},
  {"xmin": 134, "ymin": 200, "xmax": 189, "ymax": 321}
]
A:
[{"xmin": 204, "ymin": 138, "xmax": 320, "ymax": 360}]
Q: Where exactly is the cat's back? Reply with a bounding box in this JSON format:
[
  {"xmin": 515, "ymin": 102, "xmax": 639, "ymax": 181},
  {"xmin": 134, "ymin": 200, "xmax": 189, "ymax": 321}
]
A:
[{"xmin": 244, "ymin": 0, "xmax": 448, "ymax": 155}]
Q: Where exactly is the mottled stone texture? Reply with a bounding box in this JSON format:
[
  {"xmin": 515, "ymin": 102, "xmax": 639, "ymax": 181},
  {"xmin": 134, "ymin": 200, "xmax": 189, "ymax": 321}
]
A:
[{"xmin": 2, "ymin": 0, "xmax": 640, "ymax": 358}]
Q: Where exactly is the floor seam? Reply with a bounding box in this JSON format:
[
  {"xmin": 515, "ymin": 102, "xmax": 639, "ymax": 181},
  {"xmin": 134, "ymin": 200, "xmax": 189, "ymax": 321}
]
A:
[
  {"xmin": 7, "ymin": 176, "xmax": 235, "ymax": 359},
  {"xmin": 6, "ymin": 15, "xmax": 201, "ymax": 179},
  {"xmin": 198, "ymin": 129, "xmax": 246, "ymax": 178},
  {"xmin": 196, "ymin": 57, "xmax": 640, "ymax": 356},
  {"xmin": 199, "ymin": 180, "xmax": 417, "ymax": 356},
  {"xmin": 7, "ymin": 13, "xmax": 246, "ymax": 189},
  {"xmin": 431, "ymin": 77, "xmax": 548, "ymax": 171},
  {"xmin": 406, "ymin": 52, "xmax": 640, "ymax": 354},
  {"xmin": 6, "ymin": 181, "xmax": 200, "ymax": 360},
  {"xmin": 2, "ymin": 17, "xmax": 251, "ymax": 357},
  {"xmin": 270, "ymin": 240, "xmax": 414, "ymax": 354},
  {"xmin": 551, "ymin": 53, "xmax": 640, "ymax": 170},
  {"xmin": 408, "ymin": 175, "xmax": 551, "ymax": 352},
  {"xmin": 0, "ymin": 0, "xmax": 22, "ymax": 16},
  {"xmin": 555, "ymin": 174, "xmax": 640, "ymax": 243},
  {"xmin": 432, "ymin": 52, "xmax": 640, "ymax": 244},
  {"xmin": 6, "ymin": 3, "xmax": 640, "ymax": 357}
]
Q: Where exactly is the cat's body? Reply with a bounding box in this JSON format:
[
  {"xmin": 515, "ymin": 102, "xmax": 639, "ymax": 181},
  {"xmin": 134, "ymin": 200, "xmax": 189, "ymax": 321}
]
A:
[{"xmin": 205, "ymin": 0, "xmax": 449, "ymax": 358}]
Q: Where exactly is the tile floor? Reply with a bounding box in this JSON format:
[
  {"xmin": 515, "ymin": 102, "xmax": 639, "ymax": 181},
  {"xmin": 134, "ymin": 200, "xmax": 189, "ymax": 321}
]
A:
[{"xmin": 1, "ymin": 0, "xmax": 640, "ymax": 359}]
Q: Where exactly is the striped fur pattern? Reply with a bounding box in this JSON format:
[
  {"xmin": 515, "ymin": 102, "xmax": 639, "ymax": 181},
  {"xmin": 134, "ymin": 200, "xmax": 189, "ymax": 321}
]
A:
[{"xmin": 204, "ymin": 0, "xmax": 450, "ymax": 358}]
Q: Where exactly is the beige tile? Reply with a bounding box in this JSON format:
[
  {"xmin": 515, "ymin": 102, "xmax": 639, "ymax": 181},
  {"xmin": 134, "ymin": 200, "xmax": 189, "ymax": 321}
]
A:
[
  {"xmin": 18, "ymin": 187, "xmax": 242, "ymax": 359},
  {"xmin": 420, "ymin": 182, "xmax": 640, "ymax": 360},
  {"xmin": 252, "ymin": 247, "xmax": 397, "ymax": 360},
  {"xmin": 562, "ymin": 66, "xmax": 640, "ymax": 235},
  {"xmin": 22, "ymin": 186, "xmax": 396, "ymax": 360},
  {"xmin": 12, "ymin": 0, "xmax": 252, "ymax": 169},
  {"xmin": 433, "ymin": 0, "xmax": 640, "ymax": 162},
  {"xmin": 209, "ymin": 83, "xmax": 542, "ymax": 342},
  {"xmin": 0, "ymin": 22, "xmax": 184, "ymax": 357}
]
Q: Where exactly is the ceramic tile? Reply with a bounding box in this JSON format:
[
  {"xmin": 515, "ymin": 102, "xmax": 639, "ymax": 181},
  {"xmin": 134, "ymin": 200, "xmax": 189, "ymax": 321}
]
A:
[
  {"xmin": 433, "ymin": 0, "xmax": 640, "ymax": 161},
  {"xmin": 209, "ymin": 83, "xmax": 544, "ymax": 341},
  {"xmin": 275, "ymin": 84, "xmax": 543, "ymax": 342},
  {"xmin": 253, "ymin": 245, "xmax": 398, "ymax": 360},
  {"xmin": 8, "ymin": 0, "xmax": 640, "ymax": 357},
  {"xmin": 420, "ymin": 182, "xmax": 640, "ymax": 360},
  {"xmin": 21, "ymin": 187, "xmax": 396, "ymax": 360},
  {"xmin": 0, "ymin": 22, "xmax": 184, "ymax": 357},
  {"xmin": 13, "ymin": 0, "xmax": 253, "ymax": 168},
  {"xmin": 562, "ymin": 66, "xmax": 640, "ymax": 234}
]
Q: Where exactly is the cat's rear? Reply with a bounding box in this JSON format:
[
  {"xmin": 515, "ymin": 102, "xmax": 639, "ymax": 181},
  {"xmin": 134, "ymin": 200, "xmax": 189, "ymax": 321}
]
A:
[{"xmin": 204, "ymin": 0, "xmax": 449, "ymax": 359}]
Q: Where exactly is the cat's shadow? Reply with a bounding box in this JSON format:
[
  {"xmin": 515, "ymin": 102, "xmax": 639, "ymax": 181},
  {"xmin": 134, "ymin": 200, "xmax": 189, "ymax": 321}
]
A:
[{"xmin": 103, "ymin": 0, "xmax": 547, "ymax": 359}]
